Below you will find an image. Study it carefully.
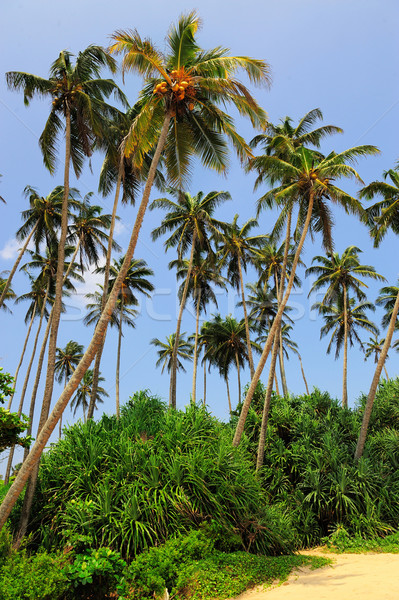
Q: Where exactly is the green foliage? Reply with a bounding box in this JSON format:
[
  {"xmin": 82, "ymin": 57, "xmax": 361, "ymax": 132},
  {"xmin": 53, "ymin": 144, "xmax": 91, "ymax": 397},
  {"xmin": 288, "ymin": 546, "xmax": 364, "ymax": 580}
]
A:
[
  {"xmin": 33, "ymin": 392, "xmax": 292, "ymax": 557},
  {"xmin": 0, "ymin": 550, "xmax": 68, "ymax": 600},
  {"xmin": 324, "ymin": 526, "xmax": 399, "ymax": 553},
  {"xmin": 0, "ymin": 369, "xmax": 31, "ymax": 452},
  {"xmin": 64, "ymin": 546, "xmax": 127, "ymax": 600}
]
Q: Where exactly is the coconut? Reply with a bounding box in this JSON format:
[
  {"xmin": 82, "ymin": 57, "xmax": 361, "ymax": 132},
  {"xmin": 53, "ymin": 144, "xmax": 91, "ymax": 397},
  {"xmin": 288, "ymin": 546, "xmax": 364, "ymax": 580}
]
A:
[
  {"xmin": 189, "ymin": 103, "xmax": 195, "ymax": 111},
  {"xmin": 181, "ymin": 81, "xmax": 189, "ymax": 88}
]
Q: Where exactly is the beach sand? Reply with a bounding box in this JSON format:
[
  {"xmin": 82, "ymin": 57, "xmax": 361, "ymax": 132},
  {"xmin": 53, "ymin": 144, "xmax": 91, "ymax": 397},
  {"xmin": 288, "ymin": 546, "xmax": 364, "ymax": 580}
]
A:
[{"xmin": 233, "ymin": 550, "xmax": 399, "ymax": 600}]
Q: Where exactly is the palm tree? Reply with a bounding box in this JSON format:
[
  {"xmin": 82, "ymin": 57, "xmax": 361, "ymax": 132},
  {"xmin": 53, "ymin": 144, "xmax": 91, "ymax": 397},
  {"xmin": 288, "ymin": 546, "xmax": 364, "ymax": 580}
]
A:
[
  {"xmin": 172, "ymin": 252, "xmax": 226, "ymax": 404},
  {"xmin": 279, "ymin": 324, "xmax": 310, "ymax": 395},
  {"xmin": 0, "ymin": 275, "xmax": 16, "ymax": 313},
  {"xmin": 306, "ymin": 246, "xmax": 384, "ymax": 407},
  {"xmin": 354, "ymin": 167, "xmax": 399, "ymax": 460},
  {"xmin": 55, "ymin": 341, "xmax": 84, "ymax": 437},
  {"xmin": 217, "ymin": 214, "xmax": 267, "ymax": 380},
  {"xmin": 70, "ymin": 370, "xmax": 108, "ymax": 422},
  {"xmin": 314, "ymin": 296, "xmax": 378, "ymax": 396},
  {"xmin": 151, "ymin": 333, "xmax": 194, "ymax": 403},
  {"xmin": 233, "ymin": 142, "xmax": 379, "ymax": 446},
  {"xmin": 151, "ymin": 189, "xmax": 230, "ymax": 407},
  {"xmin": 364, "ymin": 334, "xmax": 389, "ymax": 379},
  {"xmin": 0, "ymin": 12, "xmax": 271, "ymax": 533}
]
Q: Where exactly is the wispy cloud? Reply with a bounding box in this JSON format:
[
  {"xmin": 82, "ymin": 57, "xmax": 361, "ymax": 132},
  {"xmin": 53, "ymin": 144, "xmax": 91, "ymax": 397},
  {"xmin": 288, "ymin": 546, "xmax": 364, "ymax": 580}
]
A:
[{"xmin": 0, "ymin": 238, "xmax": 21, "ymax": 260}]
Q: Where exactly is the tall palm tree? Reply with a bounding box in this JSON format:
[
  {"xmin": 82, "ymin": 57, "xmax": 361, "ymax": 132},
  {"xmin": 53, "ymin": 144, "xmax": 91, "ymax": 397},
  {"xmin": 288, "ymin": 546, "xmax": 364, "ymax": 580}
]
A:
[
  {"xmin": 55, "ymin": 341, "xmax": 84, "ymax": 437},
  {"xmin": 172, "ymin": 252, "xmax": 226, "ymax": 404},
  {"xmin": 233, "ymin": 142, "xmax": 379, "ymax": 446},
  {"xmin": 151, "ymin": 189, "xmax": 230, "ymax": 407},
  {"xmin": 364, "ymin": 334, "xmax": 389, "ymax": 379},
  {"xmin": 279, "ymin": 323, "xmax": 310, "ymax": 395},
  {"xmin": 217, "ymin": 214, "xmax": 267, "ymax": 379},
  {"xmin": 314, "ymin": 296, "xmax": 378, "ymax": 396},
  {"xmin": 70, "ymin": 370, "xmax": 108, "ymax": 422},
  {"xmin": 0, "ymin": 12, "xmax": 271, "ymax": 533},
  {"xmin": 306, "ymin": 246, "xmax": 384, "ymax": 407},
  {"xmin": 151, "ymin": 333, "xmax": 194, "ymax": 403},
  {"xmin": 0, "ymin": 275, "xmax": 16, "ymax": 313}
]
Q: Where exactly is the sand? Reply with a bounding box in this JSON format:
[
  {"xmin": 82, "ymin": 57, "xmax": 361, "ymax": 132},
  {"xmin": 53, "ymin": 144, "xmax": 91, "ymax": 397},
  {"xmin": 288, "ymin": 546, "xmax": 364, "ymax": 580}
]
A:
[{"xmin": 233, "ymin": 550, "xmax": 399, "ymax": 600}]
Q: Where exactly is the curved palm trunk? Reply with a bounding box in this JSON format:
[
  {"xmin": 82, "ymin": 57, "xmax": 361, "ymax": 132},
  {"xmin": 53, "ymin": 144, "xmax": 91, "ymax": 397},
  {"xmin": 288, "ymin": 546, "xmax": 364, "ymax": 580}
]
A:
[
  {"xmin": 383, "ymin": 364, "xmax": 389, "ymax": 379},
  {"xmin": 235, "ymin": 351, "xmax": 241, "ymax": 405},
  {"xmin": 191, "ymin": 291, "xmax": 201, "ymax": 404},
  {"xmin": 238, "ymin": 257, "xmax": 254, "ymax": 378},
  {"xmin": 256, "ymin": 332, "xmax": 279, "ymax": 470},
  {"xmin": 355, "ymin": 290, "xmax": 399, "ymax": 461},
  {"xmin": 0, "ymin": 110, "xmax": 172, "ymax": 535},
  {"xmin": 225, "ymin": 376, "xmax": 232, "ymax": 414},
  {"xmin": 203, "ymin": 358, "xmax": 207, "ymax": 406},
  {"xmin": 298, "ymin": 353, "xmax": 309, "ymax": 395},
  {"xmin": 0, "ymin": 223, "xmax": 38, "ymax": 310},
  {"xmin": 59, "ymin": 372, "xmax": 67, "ymax": 439},
  {"xmin": 278, "ymin": 328, "xmax": 288, "ymax": 396},
  {"xmin": 342, "ymin": 282, "xmax": 348, "ymax": 408},
  {"xmin": 170, "ymin": 229, "xmax": 197, "ymax": 409},
  {"xmin": 233, "ymin": 190, "xmax": 314, "ymax": 447},
  {"xmin": 116, "ymin": 299, "xmax": 123, "ymax": 419},
  {"xmin": 7, "ymin": 307, "xmax": 36, "ymax": 410},
  {"xmin": 88, "ymin": 149, "xmax": 125, "ymax": 420}
]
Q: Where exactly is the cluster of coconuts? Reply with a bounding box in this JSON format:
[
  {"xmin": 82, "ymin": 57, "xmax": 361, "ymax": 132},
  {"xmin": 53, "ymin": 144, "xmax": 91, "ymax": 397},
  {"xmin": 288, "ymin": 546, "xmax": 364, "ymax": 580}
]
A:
[
  {"xmin": 153, "ymin": 70, "xmax": 195, "ymax": 111},
  {"xmin": 52, "ymin": 83, "xmax": 82, "ymax": 106}
]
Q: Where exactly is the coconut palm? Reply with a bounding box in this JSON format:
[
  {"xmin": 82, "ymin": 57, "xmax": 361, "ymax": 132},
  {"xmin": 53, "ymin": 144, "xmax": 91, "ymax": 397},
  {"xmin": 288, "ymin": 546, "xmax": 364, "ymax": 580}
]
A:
[
  {"xmin": 313, "ymin": 297, "xmax": 378, "ymax": 395},
  {"xmin": 55, "ymin": 341, "xmax": 84, "ymax": 437},
  {"xmin": 70, "ymin": 370, "xmax": 108, "ymax": 422},
  {"xmin": 0, "ymin": 275, "xmax": 16, "ymax": 313},
  {"xmin": 234, "ymin": 142, "xmax": 379, "ymax": 446},
  {"xmin": 151, "ymin": 188, "xmax": 230, "ymax": 408},
  {"xmin": 306, "ymin": 246, "xmax": 384, "ymax": 407},
  {"xmin": 151, "ymin": 333, "xmax": 194, "ymax": 403},
  {"xmin": 364, "ymin": 334, "xmax": 389, "ymax": 379},
  {"xmin": 217, "ymin": 214, "xmax": 267, "ymax": 380},
  {"xmin": 0, "ymin": 12, "xmax": 271, "ymax": 533},
  {"xmin": 171, "ymin": 252, "xmax": 226, "ymax": 404}
]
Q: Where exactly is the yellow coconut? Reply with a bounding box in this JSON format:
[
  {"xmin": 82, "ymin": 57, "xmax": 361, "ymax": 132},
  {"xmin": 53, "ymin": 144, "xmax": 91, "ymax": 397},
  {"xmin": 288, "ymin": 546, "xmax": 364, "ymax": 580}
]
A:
[
  {"xmin": 172, "ymin": 83, "xmax": 179, "ymax": 92},
  {"xmin": 180, "ymin": 81, "xmax": 189, "ymax": 88}
]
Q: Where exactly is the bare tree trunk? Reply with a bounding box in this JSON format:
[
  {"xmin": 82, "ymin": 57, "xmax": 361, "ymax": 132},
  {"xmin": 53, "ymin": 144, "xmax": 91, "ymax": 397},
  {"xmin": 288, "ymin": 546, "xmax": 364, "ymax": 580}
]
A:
[
  {"xmin": 257, "ymin": 332, "xmax": 279, "ymax": 470},
  {"xmin": 7, "ymin": 306, "xmax": 36, "ymax": 410},
  {"xmin": 298, "ymin": 353, "xmax": 309, "ymax": 395},
  {"xmin": 274, "ymin": 371, "xmax": 280, "ymax": 395},
  {"xmin": 87, "ymin": 147, "xmax": 125, "ymax": 420},
  {"xmin": 342, "ymin": 282, "xmax": 348, "ymax": 408},
  {"xmin": 191, "ymin": 291, "xmax": 201, "ymax": 404},
  {"xmin": 203, "ymin": 358, "xmax": 207, "ymax": 406},
  {"xmin": 59, "ymin": 372, "xmax": 67, "ymax": 439},
  {"xmin": 225, "ymin": 377, "xmax": 231, "ymax": 414},
  {"xmin": 235, "ymin": 351, "xmax": 241, "ymax": 405},
  {"xmin": 170, "ymin": 230, "xmax": 197, "ymax": 409},
  {"xmin": 355, "ymin": 290, "xmax": 399, "ymax": 461},
  {"xmin": 0, "ymin": 224, "xmax": 38, "ymax": 310},
  {"xmin": 0, "ymin": 111, "xmax": 172, "ymax": 535},
  {"xmin": 116, "ymin": 299, "xmax": 123, "ymax": 419},
  {"xmin": 238, "ymin": 257, "xmax": 254, "ymax": 378},
  {"xmin": 383, "ymin": 364, "xmax": 389, "ymax": 379},
  {"xmin": 233, "ymin": 191, "xmax": 314, "ymax": 447},
  {"xmin": 274, "ymin": 270, "xmax": 288, "ymax": 397}
]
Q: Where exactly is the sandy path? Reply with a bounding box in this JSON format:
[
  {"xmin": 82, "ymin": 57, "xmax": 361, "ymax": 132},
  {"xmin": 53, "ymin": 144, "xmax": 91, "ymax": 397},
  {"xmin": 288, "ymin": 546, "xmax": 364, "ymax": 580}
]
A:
[{"xmin": 234, "ymin": 551, "xmax": 399, "ymax": 600}]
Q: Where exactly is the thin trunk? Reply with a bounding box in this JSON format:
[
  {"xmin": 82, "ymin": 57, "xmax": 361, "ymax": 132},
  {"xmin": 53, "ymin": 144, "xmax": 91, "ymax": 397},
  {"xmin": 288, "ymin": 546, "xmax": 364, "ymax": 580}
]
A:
[
  {"xmin": 7, "ymin": 306, "xmax": 36, "ymax": 410},
  {"xmin": 355, "ymin": 290, "xmax": 399, "ymax": 461},
  {"xmin": 235, "ymin": 351, "xmax": 241, "ymax": 405},
  {"xmin": 116, "ymin": 299, "xmax": 123, "ymax": 419},
  {"xmin": 0, "ymin": 224, "xmax": 38, "ymax": 310},
  {"xmin": 274, "ymin": 371, "xmax": 280, "ymax": 395},
  {"xmin": 238, "ymin": 257, "xmax": 254, "ymax": 378},
  {"xmin": 83, "ymin": 403, "xmax": 87, "ymax": 424},
  {"xmin": 170, "ymin": 229, "xmax": 197, "ymax": 409},
  {"xmin": 59, "ymin": 372, "xmax": 67, "ymax": 439},
  {"xmin": 233, "ymin": 190, "xmax": 314, "ymax": 447},
  {"xmin": 257, "ymin": 332, "xmax": 279, "ymax": 470},
  {"xmin": 298, "ymin": 354, "xmax": 310, "ymax": 395},
  {"xmin": 225, "ymin": 377, "xmax": 232, "ymax": 414},
  {"xmin": 342, "ymin": 282, "xmax": 348, "ymax": 408},
  {"xmin": 383, "ymin": 364, "xmax": 389, "ymax": 379},
  {"xmin": 191, "ymin": 291, "xmax": 201, "ymax": 404},
  {"xmin": 275, "ymin": 271, "xmax": 288, "ymax": 397},
  {"xmin": 88, "ymin": 148, "xmax": 125, "ymax": 420},
  {"xmin": 0, "ymin": 110, "xmax": 172, "ymax": 535},
  {"xmin": 203, "ymin": 358, "xmax": 207, "ymax": 406}
]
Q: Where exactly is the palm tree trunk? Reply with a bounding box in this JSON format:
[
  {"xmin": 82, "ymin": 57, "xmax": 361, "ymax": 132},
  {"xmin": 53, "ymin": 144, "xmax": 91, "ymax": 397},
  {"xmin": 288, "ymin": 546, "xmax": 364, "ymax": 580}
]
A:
[
  {"xmin": 116, "ymin": 299, "xmax": 123, "ymax": 419},
  {"xmin": 233, "ymin": 190, "xmax": 314, "ymax": 447},
  {"xmin": 225, "ymin": 376, "xmax": 232, "ymax": 414},
  {"xmin": 383, "ymin": 364, "xmax": 389, "ymax": 379},
  {"xmin": 274, "ymin": 371, "xmax": 280, "ymax": 395},
  {"xmin": 59, "ymin": 372, "xmax": 67, "ymax": 439},
  {"xmin": 88, "ymin": 147, "xmax": 125, "ymax": 420},
  {"xmin": 203, "ymin": 358, "xmax": 207, "ymax": 406},
  {"xmin": 238, "ymin": 257, "xmax": 255, "ymax": 378},
  {"xmin": 342, "ymin": 282, "xmax": 348, "ymax": 408},
  {"xmin": 256, "ymin": 332, "xmax": 279, "ymax": 470},
  {"xmin": 274, "ymin": 273, "xmax": 288, "ymax": 397},
  {"xmin": 170, "ymin": 229, "xmax": 197, "ymax": 409},
  {"xmin": 0, "ymin": 223, "xmax": 38, "ymax": 310},
  {"xmin": 0, "ymin": 110, "xmax": 172, "ymax": 535},
  {"xmin": 235, "ymin": 351, "xmax": 241, "ymax": 405},
  {"xmin": 298, "ymin": 353, "xmax": 310, "ymax": 394},
  {"xmin": 191, "ymin": 291, "xmax": 201, "ymax": 404},
  {"xmin": 7, "ymin": 306, "xmax": 36, "ymax": 410},
  {"xmin": 355, "ymin": 290, "xmax": 399, "ymax": 461}
]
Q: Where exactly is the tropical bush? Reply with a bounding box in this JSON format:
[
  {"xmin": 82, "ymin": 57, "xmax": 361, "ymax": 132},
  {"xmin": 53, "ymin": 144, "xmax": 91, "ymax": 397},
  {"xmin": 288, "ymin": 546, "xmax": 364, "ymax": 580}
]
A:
[{"xmin": 31, "ymin": 391, "xmax": 293, "ymax": 557}]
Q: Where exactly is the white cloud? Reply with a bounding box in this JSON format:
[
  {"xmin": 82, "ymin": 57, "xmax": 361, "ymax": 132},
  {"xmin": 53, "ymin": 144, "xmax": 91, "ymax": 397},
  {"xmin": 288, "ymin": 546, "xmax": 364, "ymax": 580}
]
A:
[
  {"xmin": 114, "ymin": 220, "xmax": 129, "ymax": 236},
  {"xmin": 0, "ymin": 238, "xmax": 21, "ymax": 260}
]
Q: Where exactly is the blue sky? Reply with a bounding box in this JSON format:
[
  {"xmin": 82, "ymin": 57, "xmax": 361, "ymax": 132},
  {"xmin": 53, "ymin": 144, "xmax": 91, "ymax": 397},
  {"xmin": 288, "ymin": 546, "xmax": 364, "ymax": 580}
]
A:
[{"xmin": 0, "ymin": 0, "xmax": 398, "ymax": 466}]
